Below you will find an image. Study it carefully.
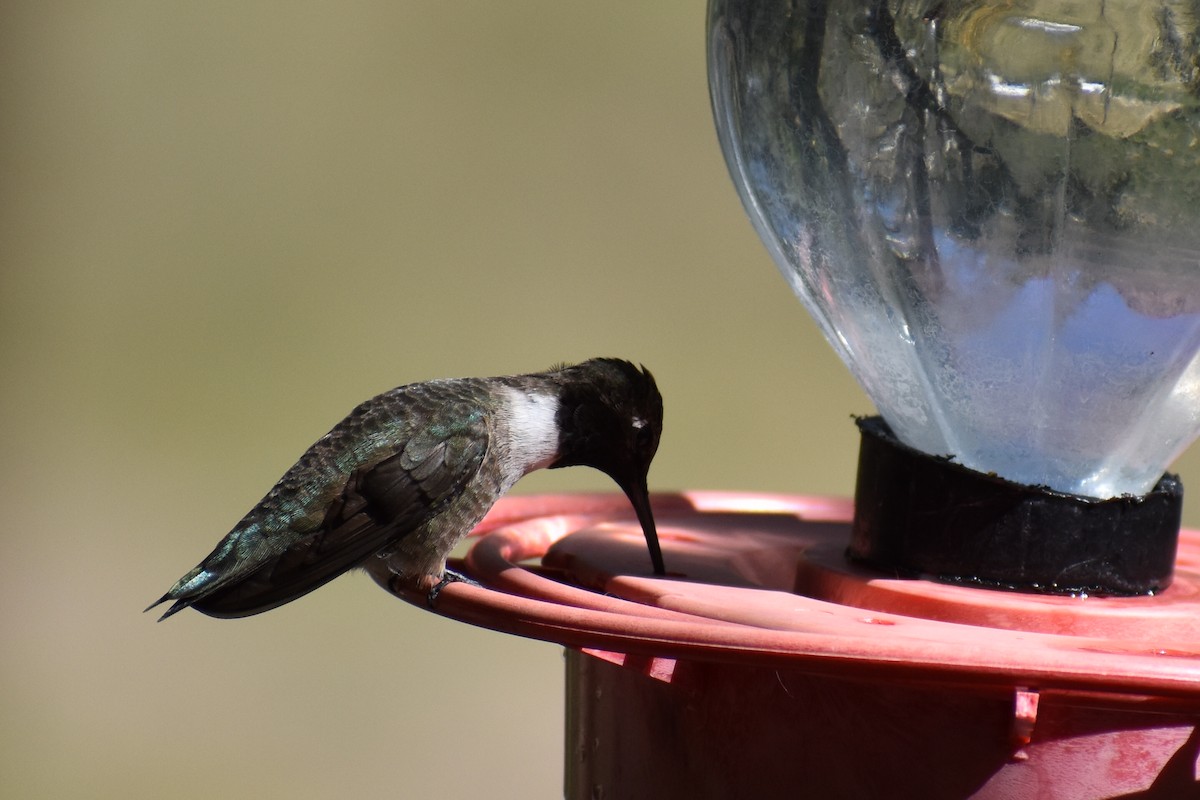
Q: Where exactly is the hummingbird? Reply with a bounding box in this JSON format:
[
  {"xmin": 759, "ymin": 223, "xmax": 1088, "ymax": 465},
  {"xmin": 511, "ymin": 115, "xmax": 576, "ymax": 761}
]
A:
[{"xmin": 147, "ymin": 358, "xmax": 664, "ymax": 621}]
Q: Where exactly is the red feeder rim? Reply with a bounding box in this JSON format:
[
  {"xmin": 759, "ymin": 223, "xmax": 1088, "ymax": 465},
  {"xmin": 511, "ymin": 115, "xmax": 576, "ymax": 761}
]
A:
[{"xmin": 366, "ymin": 492, "xmax": 1200, "ymax": 708}]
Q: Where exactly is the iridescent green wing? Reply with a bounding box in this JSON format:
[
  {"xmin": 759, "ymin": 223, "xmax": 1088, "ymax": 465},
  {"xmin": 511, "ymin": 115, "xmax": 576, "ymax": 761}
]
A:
[{"xmin": 188, "ymin": 396, "xmax": 489, "ymax": 618}]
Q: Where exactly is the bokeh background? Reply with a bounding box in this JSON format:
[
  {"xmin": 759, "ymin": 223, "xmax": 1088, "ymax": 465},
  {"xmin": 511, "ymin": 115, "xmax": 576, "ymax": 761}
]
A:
[{"xmin": 5, "ymin": 4, "xmax": 1199, "ymax": 799}]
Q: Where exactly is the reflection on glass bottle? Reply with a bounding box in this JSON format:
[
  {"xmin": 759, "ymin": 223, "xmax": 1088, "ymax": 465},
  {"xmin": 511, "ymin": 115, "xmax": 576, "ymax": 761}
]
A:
[{"xmin": 710, "ymin": 0, "xmax": 1200, "ymax": 497}]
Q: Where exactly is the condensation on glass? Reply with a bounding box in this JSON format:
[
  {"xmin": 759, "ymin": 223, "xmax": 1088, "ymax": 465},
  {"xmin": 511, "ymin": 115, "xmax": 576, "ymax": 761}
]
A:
[{"xmin": 709, "ymin": 0, "xmax": 1200, "ymax": 498}]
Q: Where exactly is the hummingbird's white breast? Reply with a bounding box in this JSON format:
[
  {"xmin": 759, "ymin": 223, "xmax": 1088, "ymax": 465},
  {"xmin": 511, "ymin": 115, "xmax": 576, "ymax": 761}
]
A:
[{"xmin": 494, "ymin": 385, "xmax": 561, "ymax": 486}]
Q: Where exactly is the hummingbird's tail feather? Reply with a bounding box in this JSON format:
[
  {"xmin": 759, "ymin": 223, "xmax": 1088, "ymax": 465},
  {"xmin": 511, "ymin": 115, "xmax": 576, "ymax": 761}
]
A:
[
  {"xmin": 144, "ymin": 595, "xmax": 169, "ymax": 614},
  {"xmin": 168, "ymin": 514, "xmax": 403, "ymax": 619},
  {"xmin": 150, "ymin": 597, "xmax": 194, "ymax": 622},
  {"xmin": 145, "ymin": 563, "xmax": 228, "ymax": 621}
]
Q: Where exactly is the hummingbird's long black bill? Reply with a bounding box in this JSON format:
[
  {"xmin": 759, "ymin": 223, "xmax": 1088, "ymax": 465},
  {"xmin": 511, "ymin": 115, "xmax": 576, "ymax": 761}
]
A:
[{"xmin": 621, "ymin": 477, "xmax": 665, "ymax": 576}]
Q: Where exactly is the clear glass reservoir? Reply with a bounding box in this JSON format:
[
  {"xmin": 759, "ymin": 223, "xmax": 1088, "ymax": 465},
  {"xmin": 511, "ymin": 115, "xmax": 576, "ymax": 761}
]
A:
[{"xmin": 708, "ymin": 0, "xmax": 1200, "ymax": 498}]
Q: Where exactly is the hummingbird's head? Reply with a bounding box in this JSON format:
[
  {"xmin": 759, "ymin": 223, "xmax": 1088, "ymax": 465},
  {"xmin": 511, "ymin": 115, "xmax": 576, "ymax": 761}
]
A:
[{"xmin": 549, "ymin": 358, "xmax": 665, "ymax": 574}]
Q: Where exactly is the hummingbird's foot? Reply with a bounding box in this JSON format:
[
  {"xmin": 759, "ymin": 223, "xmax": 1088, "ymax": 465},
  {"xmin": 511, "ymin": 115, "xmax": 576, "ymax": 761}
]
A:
[{"xmin": 426, "ymin": 568, "xmax": 481, "ymax": 608}]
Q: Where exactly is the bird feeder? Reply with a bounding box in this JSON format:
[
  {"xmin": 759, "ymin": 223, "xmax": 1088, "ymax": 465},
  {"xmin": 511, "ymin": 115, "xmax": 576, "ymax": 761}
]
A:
[
  {"xmin": 374, "ymin": 492, "xmax": 1200, "ymax": 798},
  {"xmin": 380, "ymin": 1, "xmax": 1200, "ymax": 796}
]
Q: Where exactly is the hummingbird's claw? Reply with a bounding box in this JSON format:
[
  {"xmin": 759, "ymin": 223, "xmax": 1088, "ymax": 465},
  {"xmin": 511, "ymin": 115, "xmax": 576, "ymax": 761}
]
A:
[{"xmin": 426, "ymin": 568, "xmax": 482, "ymax": 608}]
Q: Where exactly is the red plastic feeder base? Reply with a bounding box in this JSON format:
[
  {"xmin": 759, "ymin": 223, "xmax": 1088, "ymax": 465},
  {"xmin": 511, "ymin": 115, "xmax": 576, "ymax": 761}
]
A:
[{"xmin": 368, "ymin": 492, "xmax": 1200, "ymax": 799}]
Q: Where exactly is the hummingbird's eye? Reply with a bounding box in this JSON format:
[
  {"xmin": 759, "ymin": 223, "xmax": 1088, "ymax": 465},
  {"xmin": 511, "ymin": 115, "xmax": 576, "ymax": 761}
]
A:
[{"xmin": 634, "ymin": 423, "xmax": 654, "ymax": 451}]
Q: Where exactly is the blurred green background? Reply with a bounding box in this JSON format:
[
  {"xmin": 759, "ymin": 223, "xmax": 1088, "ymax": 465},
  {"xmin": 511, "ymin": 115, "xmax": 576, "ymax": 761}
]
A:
[{"xmin": 4, "ymin": 3, "xmax": 1199, "ymax": 799}]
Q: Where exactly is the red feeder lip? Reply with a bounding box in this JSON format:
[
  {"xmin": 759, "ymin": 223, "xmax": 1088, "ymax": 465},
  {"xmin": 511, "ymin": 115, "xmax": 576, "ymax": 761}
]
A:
[{"xmin": 366, "ymin": 491, "xmax": 1200, "ymax": 707}]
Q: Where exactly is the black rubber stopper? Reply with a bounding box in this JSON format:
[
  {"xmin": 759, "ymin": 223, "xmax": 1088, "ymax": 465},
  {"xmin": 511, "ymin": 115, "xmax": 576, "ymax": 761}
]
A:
[{"xmin": 847, "ymin": 416, "xmax": 1183, "ymax": 596}]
